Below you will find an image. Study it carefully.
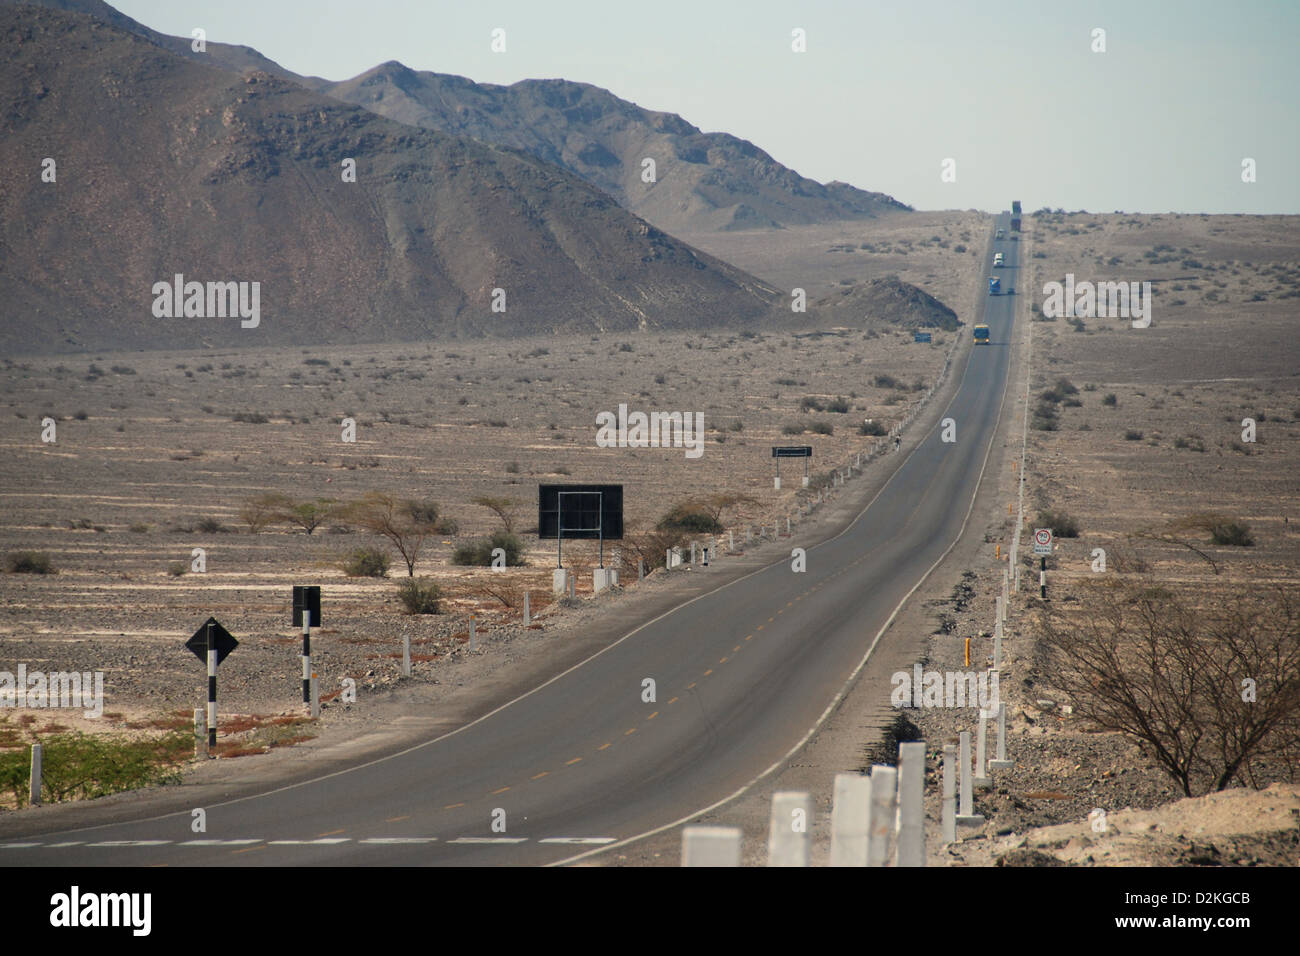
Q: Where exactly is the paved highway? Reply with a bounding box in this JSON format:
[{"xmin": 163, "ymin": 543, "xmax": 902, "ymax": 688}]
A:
[{"xmin": 5, "ymin": 216, "xmax": 1021, "ymax": 867}]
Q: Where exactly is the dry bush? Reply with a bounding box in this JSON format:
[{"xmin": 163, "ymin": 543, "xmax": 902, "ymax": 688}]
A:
[{"xmin": 1038, "ymin": 578, "xmax": 1300, "ymax": 796}]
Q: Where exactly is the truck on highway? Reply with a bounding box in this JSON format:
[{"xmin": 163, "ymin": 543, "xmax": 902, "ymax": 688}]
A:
[
  {"xmin": 993, "ymin": 252, "xmax": 1004, "ymax": 268},
  {"xmin": 973, "ymin": 324, "xmax": 990, "ymax": 344},
  {"xmin": 1011, "ymin": 200, "xmax": 1021, "ymax": 216},
  {"xmin": 1010, "ymin": 217, "xmax": 1021, "ymax": 233},
  {"xmin": 988, "ymin": 276, "xmax": 1001, "ymax": 294}
]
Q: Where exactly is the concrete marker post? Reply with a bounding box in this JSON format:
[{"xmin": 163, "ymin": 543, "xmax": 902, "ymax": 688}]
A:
[
  {"xmin": 942, "ymin": 742, "xmax": 957, "ymax": 844},
  {"xmin": 206, "ymin": 644, "xmax": 217, "ymax": 756},
  {"xmin": 469, "ymin": 615, "xmax": 478, "ymax": 651},
  {"xmin": 523, "ymin": 591, "xmax": 531, "ymax": 625},
  {"xmin": 310, "ymin": 672, "xmax": 320, "ymax": 718},
  {"xmin": 402, "ymin": 630, "xmax": 411, "ymax": 677},
  {"xmin": 690, "ymin": 541, "xmax": 697, "ymax": 566},
  {"xmin": 956, "ymin": 731, "xmax": 985, "ymax": 826},
  {"xmin": 830, "ymin": 773, "xmax": 870, "ymax": 866},
  {"xmin": 897, "ymin": 741, "xmax": 926, "ymax": 866},
  {"xmin": 767, "ymin": 791, "xmax": 811, "ymax": 867},
  {"xmin": 729, "ymin": 530, "xmax": 734, "ymax": 552},
  {"xmin": 29, "ymin": 743, "xmax": 42, "ymax": 806},
  {"xmin": 866, "ymin": 765, "xmax": 898, "ymax": 867},
  {"xmin": 194, "ymin": 707, "xmax": 206, "ymax": 759},
  {"xmin": 682, "ymin": 826, "xmax": 741, "ymax": 866},
  {"xmin": 975, "ymin": 712, "xmax": 991, "ymax": 790},
  {"xmin": 990, "ymin": 701, "xmax": 1014, "ymax": 770}
]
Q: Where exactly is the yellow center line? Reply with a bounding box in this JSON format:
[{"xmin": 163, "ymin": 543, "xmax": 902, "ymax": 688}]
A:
[
  {"xmin": 768, "ymin": 616, "xmax": 775, "ymax": 622},
  {"xmin": 318, "ymin": 829, "xmax": 346, "ymax": 837},
  {"xmin": 719, "ymin": 657, "xmax": 728, "ymax": 663},
  {"xmin": 755, "ymin": 625, "xmax": 764, "ymax": 631},
  {"xmin": 786, "ymin": 601, "xmax": 794, "ymax": 607},
  {"xmin": 232, "ymin": 845, "xmax": 264, "ymax": 855},
  {"xmin": 565, "ymin": 757, "xmax": 583, "ymax": 766},
  {"xmin": 597, "ymin": 742, "xmax": 612, "ymax": 750},
  {"xmin": 444, "ymin": 802, "xmax": 465, "ymax": 810},
  {"xmin": 647, "ymin": 711, "xmax": 658, "ymax": 720},
  {"xmin": 531, "ymin": 771, "xmax": 550, "ymax": 780},
  {"xmin": 703, "ymin": 668, "xmax": 713, "ymax": 676},
  {"xmin": 687, "ymin": 682, "xmax": 697, "ymax": 689},
  {"xmin": 491, "ymin": 786, "xmax": 511, "ymax": 795},
  {"xmin": 745, "ymin": 635, "xmax": 753, "ymax": 641},
  {"xmin": 385, "ymin": 815, "xmax": 410, "ymax": 823},
  {"xmin": 625, "ymin": 728, "xmax": 637, "ymax": 735},
  {"xmin": 667, "ymin": 697, "xmax": 679, "ymax": 705}
]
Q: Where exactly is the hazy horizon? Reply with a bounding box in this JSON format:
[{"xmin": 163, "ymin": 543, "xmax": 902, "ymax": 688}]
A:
[{"xmin": 93, "ymin": 0, "xmax": 1300, "ymax": 216}]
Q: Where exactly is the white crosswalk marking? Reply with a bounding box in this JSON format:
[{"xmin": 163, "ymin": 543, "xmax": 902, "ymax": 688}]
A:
[
  {"xmin": 87, "ymin": 840, "xmax": 172, "ymax": 847},
  {"xmin": 46, "ymin": 842, "xmax": 84, "ymax": 847},
  {"xmin": 0, "ymin": 842, "xmax": 41, "ymax": 848},
  {"xmin": 446, "ymin": 837, "xmax": 528, "ymax": 844},
  {"xmin": 538, "ymin": 837, "xmax": 617, "ymax": 845},
  {"xmin": 360, "ymin": 837, "xmax": 439, "ymax": 844},
  {"xmin": 179, "ymin": 839, "xmax": 262, "ymax": 846},
  {"xmin": 267, "ymin": 838, "xmax": 351, "ymax": 845}
]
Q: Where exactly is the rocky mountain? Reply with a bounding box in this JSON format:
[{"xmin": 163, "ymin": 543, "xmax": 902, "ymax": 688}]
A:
[
  {"xmin": 0, "ymin": 5, "xmax": 781, "ymax": 354},
  {"xmin": 813, "ymin": 276, "xmax": 961, "ymax": 331},
  {"xmin": 16, "ymin": 0, "xmax": 910, "ymax": 235},
  {"xmin": 313, "ymin": 64, "xmax": 911, "ymax": 234}
]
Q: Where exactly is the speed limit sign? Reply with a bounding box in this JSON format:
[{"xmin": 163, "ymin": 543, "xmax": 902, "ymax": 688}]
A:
[{"xmin": 1033, "ymin": 528, "xmax": 1054, "ymax": 555}]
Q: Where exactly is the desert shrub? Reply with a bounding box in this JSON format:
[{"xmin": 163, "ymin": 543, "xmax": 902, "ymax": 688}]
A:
[
  {"xmin": 1102, "ymin": 393, "xmax": 1118, "ymax": 407},
  {"xmin": 799, "ymin": 396, "xmax": 824, "ymax": 412},
  {"xmin": 810, "ymin": 421, "xmax": 834, "ymax": 435},
  {"xmin": 453, "ymin": 531, "xmax": 527, "ymax": 567},
  {"xmin": 825, "ymin": 396, "xmax": 850, "ymax": 414},
  {"xmin": 505, "ymin": 461, "xmax": 521, "ymax": 474},
  {"xmin": 657, "ymin": 502, "xmax": 723, "ymax": 534},
  {"xmin": 195, "ymin": 517, "xmax": 226, "ymax": 533},
  {"xmin": 6, "ymin": 551, "xmax": 54, "ymax": 574},
  {"xmin": 0, "ymin": 731, "xmax": 187, "ymax": 807},
  {"xmin": 167, "ymin": 562, "xmax": 187, "ymax": 577},
  {"xmin": 129, "ymin": 523, "xmax": 149, "ymax": 533},
  {"xmin": 232, "ymin": 411, "xmax": 270, "ymax": 424},
  {"xmin": 859, "ymin": 420, "xmax": 888, "ymax": 436},
  {"xmin": 872, "ymin": 373, "xmax": 902, "ymax": 389},
  {"xmin": 1124, "ymin": 429, "xmax": 1144, "ymax": 441},
  {"xmin": 781, "ymin": 424, "xmax": 803, "ymax": 435},
  {"xmin": 397, "ymin": 578, "xmax": 442, "ymax": 614},
  {"xmin": 343, "ymin": 547, "xmax": 390, "ymax": 577},
  {"xmin": 1037, "ymin": 509, "xmax": 1081, "ymax": 538}
]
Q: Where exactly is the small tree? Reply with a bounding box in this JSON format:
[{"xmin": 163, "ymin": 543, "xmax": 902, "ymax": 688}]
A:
[
  {"xmin": 472, "ymin": 496, "xmax": 520, "ymax": 534},
  {"xmin": 278, "ymin": 498, "xmax": 337, "ymax": 536},
  {"xmin": 240, "ymin": 492, "xmax": 289, "ymax": 533},
  {"xmin": 348, "ymin": 493, "xmax": 443, "ymax": 576},
  {"xmin": 1038, "ymin": 578, "xmax": 1300, "ymax": 796}
]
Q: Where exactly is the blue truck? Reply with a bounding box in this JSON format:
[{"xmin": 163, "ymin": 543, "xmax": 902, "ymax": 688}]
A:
[{"xmin": 989, "ymin": 276, "xmax": 1001, "ymax": 294}]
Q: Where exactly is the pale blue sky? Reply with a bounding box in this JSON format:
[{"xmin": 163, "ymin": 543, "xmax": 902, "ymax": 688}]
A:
[{"xmin": 112, "ymin": 0, "xmax": 1299, "ymax": 214}]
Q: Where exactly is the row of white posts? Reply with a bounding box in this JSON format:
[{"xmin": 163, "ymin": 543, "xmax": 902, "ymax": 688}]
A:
[{"xmin": 682, "ymin": 729, "xmax": 1015, "ymax": 866}]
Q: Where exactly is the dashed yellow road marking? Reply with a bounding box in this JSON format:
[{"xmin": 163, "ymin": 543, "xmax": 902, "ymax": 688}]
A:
[
  {"xmin": 767, "ymin": 616, "xmax": 775, "ymax": 622},
  {"xmin": 687, "ymin": 682, "xmax": 697, "ymax": 689},
  {"xmin": 745, "ymin": 634, "xmax": 753, "ymax": 641},
  {"xmin": 491, "ymin": 786, "xmax": 511, "ymax": 795},
  {"xmin": 703, "ymin": 668, "xmax": 713, "ymax": 676},
  {"xmin": 625, "ymin": 728, "xmax": 637, "ymax": 736},
  {"xmin": 318, "ymin": 829, "xmax": 346, "ymax": 837},
  {"xmin": 531, "ymin": 771, "xmax": 550, "ymax": 780},
  {"xmin": 667, "ymin": 697, "xmax": 679, "ymax": 705},
  {"xmin": 565, "ymin": 757, "xmax": 583, "ymax": 766},
  {"xmin": 647, "ymin": 711, "xmax": 658, "ymax": 720},
  {"xmin": 385, "ymin": 815, "xmax": 410, "ymax": 823},
  {"xmin": 733, "ymin": 645, "xmax": 740, "ymax": 652},
  {"xmin": 598, "ymin": 742, "xmax": 612, "ymax": 750},
  {"xmin": 756, "ymin": 625, "xmax": 764, "ymax": 631},
  {"xmin": 232, "ymin": 845, "xmax": 264, "ymax": 855},
  {"xmin": 719, "ymin": 657, "xmax": 728, "ymax": 663},
  {"xmin": 444, "ymin": 802, "xmax": 465, "ymax": 810}
]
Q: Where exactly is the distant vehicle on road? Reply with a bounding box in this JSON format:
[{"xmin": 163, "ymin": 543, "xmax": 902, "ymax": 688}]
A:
[
  {"xmin": 1011, "ymin": 200, "xmax": 1021, "ymax": 216},
  {"xmin": 1010, "ymin": 216, "xmax": 1021, "ymax": 232},
  {"xmin": 973, "ymin": 324, "xmax": 990, "ymax": 344},
  {"xmin": 995, "ymin": 228, "xmax": 1005, "ymax": 239},
  {"xmin": 988, "ymin": 276, "xmax": 1001, "ymax": 294},
  {"xmin": 993, "ymin": 252, "xmax": 1004, "ymax": 268}
]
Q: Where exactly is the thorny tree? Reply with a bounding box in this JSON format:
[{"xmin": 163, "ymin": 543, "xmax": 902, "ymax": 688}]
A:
[
  {"xmin": 1038, "ymin": 577, "xmax": 1300, "ymax": 796},
  {"xmin": 347, "ymin": 493, "xmax": 443, "ymax": 576}
]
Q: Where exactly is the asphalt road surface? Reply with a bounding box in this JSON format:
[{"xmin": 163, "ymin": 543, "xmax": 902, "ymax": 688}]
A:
[{"xmin": 6, "ymin": 216, "xmax": 1021, "ymax": 867}]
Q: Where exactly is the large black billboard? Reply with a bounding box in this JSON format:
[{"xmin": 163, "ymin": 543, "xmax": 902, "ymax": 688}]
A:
[{"xmin": 538, "ymin": 484, "xmax": 623, "ymax": 540}]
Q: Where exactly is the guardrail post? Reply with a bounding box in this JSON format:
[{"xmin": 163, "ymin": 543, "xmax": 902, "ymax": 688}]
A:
[
  {"xmin": 830, "ymin": 772, "xmax": 870, "ymax": 866},
  {"xmin": 767, "ymin": 791, "xmax": 811, "ymax": 866},
  {"xmin": 898, "ymin": 741, "xmax": 926, "ymax": 866},
  {"xmin": 30, "ymin": 743, "xmax": 42, "ymax": 805},
  {"xmin": 682, "ymin": 826, "xmax": 741, "ymax": 866}
]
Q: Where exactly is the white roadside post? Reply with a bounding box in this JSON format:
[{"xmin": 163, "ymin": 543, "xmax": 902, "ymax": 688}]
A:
[
  {"xmin": 29, "ymin": 743, "xmax": 42, "ymax": 806},
  {"xmin": 975, "ymin": 711, "xmax": 991, "ymax": 790},
  {"xmin": 897, "ymin": 741, "xmax": 926, "ymax": 866},
  {"xmin": 523, "ymin": 591, "xmax": 531, "ymax": 626},
  {"xmin": 194, "ymin": 707, "xmax": 206, "ymax": 759},
  {"xmin": 942, "ymin": 742, "xmax": 957, "ymax": 843},
  {"xmin": 956, "ymin": 730, "xmax": 985, "ymax": 827},
  {"xmin": 866, "ymin": 765, "xmax": 897, "ymax": 867},
  {"xmin": 990, "ymin": 701, "xmax": 1014, "ymax": 770},
  {"xmin": 767, "ymin": 791, "xmax": 811, "ymax": 867},
  {"xmin": 729, "ymin": 531, "xmax": 735, "ymax": 552},
  {"xmin": 469, "ymin": 615, "xmax": 478, "ymax": 651},
  {"xmin": 402, "ymin": 630, "xmax": 411, "ymax": 677},
  {"xmin": 690, "ymin": 541, "xmax": 697, "ymax": 566},
  {"xmin": 310, "ymin": 671, "xmax": 320, "ymax": 718},
  {"xmin": 830, "ymin": 772, "xmax": 871, "ymax": 866},
  {"xmin": 682, "ymin": 826, "xmax": 741, "ymax": 866}
]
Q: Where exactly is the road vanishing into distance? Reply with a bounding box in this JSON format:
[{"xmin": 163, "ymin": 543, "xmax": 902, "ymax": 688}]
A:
[{"xmin": 7, "ymin": 216, "xmax": 1020, "ymax": 867}]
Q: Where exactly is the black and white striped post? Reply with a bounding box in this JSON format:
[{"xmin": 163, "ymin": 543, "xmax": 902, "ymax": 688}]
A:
[
  {"xmin": 1040, "ymin": 557, "xmax": 1048, "ymax": 600},
  {"xmin": 206, "ymin": 626, "xmax": 217, "ymax": 754},
  {"xmin": 301, "ymin": 617, "xmax": 311, "ymax": 704}
]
